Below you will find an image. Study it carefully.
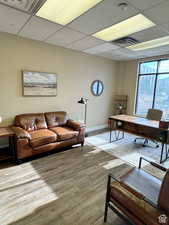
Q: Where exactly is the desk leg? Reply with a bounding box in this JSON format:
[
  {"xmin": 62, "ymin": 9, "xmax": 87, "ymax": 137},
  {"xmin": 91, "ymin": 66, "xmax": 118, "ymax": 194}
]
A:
[
  {"xmin": 166, "ymin": 144, "xmax": 168, "ymax": 159},
  {"xmin": 160, "ymin": 143, "xmax": 164, "ymax": 164},
  {"xmin": 109, "ymin": 120, "xmax": 124, "ymax": 143},
  {"xmin": 160, "ymin": 143, "xmax": 169, "ymax": 163},
  {"xmin": 109, "ymin": 120, "xmax": 112, "ymax": 143},
  {"xmin": 110, "ymin": 130, "xmax": 124, "ymax": 143}
]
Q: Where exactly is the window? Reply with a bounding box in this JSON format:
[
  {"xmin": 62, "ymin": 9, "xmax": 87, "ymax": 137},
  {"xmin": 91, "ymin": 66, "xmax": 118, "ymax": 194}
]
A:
[{"xmin": 135, "ymin": 59, "xmax": 169, "ymax": 119}]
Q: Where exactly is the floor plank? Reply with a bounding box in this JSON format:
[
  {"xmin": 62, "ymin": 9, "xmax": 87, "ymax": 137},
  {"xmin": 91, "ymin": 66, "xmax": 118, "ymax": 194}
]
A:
[{"xmin": 0, "ymin": 145, "xmax": 131, "ymax": 225}]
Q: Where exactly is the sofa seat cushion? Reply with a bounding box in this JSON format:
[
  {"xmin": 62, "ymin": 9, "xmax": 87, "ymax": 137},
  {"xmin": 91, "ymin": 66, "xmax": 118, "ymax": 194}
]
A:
[
  {"xmin": 29, "ymin": 129, "xmax": 57, "ymax": 148},
  {"xmin": 110, "ymin": 181, "xmax": 168, "ymax": 225},
  {"xmin": 50, "ymin": 126, "xmax": 78, "ymax": 141}
]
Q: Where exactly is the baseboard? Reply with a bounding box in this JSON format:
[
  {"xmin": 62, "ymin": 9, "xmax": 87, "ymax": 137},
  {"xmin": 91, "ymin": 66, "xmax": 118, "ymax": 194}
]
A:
[{"xmin": 86, "ymin": 124, "xmax": 108, "ymax": 133}]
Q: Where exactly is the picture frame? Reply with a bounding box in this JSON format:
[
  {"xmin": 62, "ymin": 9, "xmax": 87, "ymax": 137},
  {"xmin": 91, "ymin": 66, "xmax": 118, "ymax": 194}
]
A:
[{"xmin": 22, "ymin": 71, "xmax": 57, "ymax": 97}]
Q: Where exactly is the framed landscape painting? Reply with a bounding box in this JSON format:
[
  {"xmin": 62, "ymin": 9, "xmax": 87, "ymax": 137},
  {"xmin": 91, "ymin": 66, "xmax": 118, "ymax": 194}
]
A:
[{"xmin": 22, "ymin": 71, "xmax": 57, "ymax": 96}]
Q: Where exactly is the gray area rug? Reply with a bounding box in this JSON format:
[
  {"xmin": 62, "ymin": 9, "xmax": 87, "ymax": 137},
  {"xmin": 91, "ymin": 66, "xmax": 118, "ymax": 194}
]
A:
[{"xmin": 86, "ymin": 131, "xmax": 169, "ymax": 178}]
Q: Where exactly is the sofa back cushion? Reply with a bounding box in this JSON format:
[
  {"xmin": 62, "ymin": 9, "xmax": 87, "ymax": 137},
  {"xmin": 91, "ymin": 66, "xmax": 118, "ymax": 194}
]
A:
[
  {"xmin": 45, "ymin": 111, "xmax": 68, "ymax": 128},
  {"xmin": 15, "ymin": 113, "xmax": 47, "ymax": 131}
]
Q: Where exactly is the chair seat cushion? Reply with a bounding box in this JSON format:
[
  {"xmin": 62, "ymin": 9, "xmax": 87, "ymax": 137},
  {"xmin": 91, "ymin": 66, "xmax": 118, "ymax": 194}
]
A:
[
  {"xmin": 120, "ymin": 168, "xmax": 161, "ymax": 204},
  {"xmin": 50, "ymin": 126, "xmax": 78, "ymax": 141},
  {"xmin": 110, "ymin": 181, "xmax": 168, "ymax": 225},
  {"xmin": 29, "ymin": 129, "xmax": 57, "ymax": 148}
]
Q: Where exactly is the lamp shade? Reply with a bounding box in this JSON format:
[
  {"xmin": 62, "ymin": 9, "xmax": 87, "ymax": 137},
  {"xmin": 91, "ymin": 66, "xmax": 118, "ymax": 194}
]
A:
[
  {"xmin": 77, "ymin": 97, "xmax": 88, "ymax": 104},
  {"xmin": 0, "ymin": 116, "xmax": 2, "ymax": 123},
  {"xmin": 78, "ymin": 97, "xmax": 85, "ymax": 104}
]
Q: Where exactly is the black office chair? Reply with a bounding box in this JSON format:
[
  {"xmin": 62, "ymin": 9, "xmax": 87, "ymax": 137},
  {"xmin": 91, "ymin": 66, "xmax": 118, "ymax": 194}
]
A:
[{"xmin": 134, "ymin": 108, "xmax": 163, "ymax": 148}]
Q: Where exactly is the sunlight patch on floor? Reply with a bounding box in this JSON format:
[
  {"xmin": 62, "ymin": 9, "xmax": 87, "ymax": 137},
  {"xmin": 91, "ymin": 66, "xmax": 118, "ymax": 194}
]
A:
[
  {"xmin": 98, "ymin": 142, "xmax": 118, "ymax": 150},
  {"xmin": 0, "ymin": 163, "xmax": 59, "ymax": 225},
  {"xmin": 86, "ymin": 148, "xmax": 103, "ymax": 155},
  {"xmin": 102, "ymin": 158, "xmax": 125, "ymax": 170}
]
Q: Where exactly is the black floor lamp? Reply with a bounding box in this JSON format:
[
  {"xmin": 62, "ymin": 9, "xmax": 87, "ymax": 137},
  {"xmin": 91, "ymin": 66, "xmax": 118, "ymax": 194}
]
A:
[{"xmin": 77, "ymin": 97, "xmax": 88, "ymax": 124}]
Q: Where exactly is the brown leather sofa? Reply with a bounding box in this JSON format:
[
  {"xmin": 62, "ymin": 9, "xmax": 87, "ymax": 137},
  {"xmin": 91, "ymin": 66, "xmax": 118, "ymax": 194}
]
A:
[
  {"xmin": 12, "ymin": 111, "xmax": 85, "ymax": 163},
  {"xmin": 104, "ymin": 157, "xmax": 169, "ymax": 225}
]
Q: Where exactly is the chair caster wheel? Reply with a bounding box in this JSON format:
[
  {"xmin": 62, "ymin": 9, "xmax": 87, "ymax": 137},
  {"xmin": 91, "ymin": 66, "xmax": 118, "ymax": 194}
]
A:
[
  {"xmin": 156, "ymin": 145, "xmax": 159, "ymax": 148},
  {"xmin": 142, "ymin": 144, "xmax": 146, "ymax": 147},
  {"xmin": 134, "ymin": 139, "xmax": 136, "ymax": 142}
]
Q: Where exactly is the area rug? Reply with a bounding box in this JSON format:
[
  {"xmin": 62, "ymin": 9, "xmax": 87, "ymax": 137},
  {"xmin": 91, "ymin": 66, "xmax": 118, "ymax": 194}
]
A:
[{"xmin": 85, "ymin": 131, "xmax": 169, "ymax": 178}]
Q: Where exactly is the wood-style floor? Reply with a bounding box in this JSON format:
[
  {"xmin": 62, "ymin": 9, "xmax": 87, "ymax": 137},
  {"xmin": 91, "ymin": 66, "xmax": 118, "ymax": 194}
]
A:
[{"xmin": 0, "ymin": 145, "xmax": 132, "ymax": 225}]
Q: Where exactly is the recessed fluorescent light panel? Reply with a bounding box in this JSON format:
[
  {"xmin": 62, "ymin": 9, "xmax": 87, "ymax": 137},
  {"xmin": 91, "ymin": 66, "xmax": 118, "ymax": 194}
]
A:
[
  {"xmin": 93, "ymin": 14, "xmax": 155, "ymax": 41},
  {"xmin": 36, "ymin": 0, "xmax": 103, "ymax": 25},
  {"xmin": 127, "ymin": 36, "xmax": 169, "ymax": 51}
]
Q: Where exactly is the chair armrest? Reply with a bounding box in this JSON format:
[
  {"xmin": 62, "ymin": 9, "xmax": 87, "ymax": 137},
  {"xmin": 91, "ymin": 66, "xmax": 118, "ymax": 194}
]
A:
[
  {"xmin": 12, "ymin": 126, "xmax": 31, "ymax": 140},
  {"xmin": 108, "ymin": 173, "xmax": 158, "ymax": 208},
  {"xmin": 67, "ymin": 120, "xmax": 86, "ymax": 131},
  {"xmin": 139, "ymin": 157, "xmax": 167, "ymax": 172}
]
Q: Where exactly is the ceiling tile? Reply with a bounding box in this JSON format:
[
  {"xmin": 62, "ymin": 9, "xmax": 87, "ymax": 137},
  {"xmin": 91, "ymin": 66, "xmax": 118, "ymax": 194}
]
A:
[
  {"xmin": 127, "ymin": 0, "xmax": 165, "ymax": 11},
  {"xmin": 130, "ymin": 25, "xmax": 169, "ymax": 43},
  {"xmin": 83, "ymin": 43, "xmax": 120, "ymax": 54},
  {"xmin": 112, "ymin": 48, "xmax": 137, "ymax": 57},
  {"xmin": 143, "ymin": 1, "xmax": 169, "ymax": 25},
  {"xmin": 131, "ymin": 45, "xmax": 169, "ymax": 56},
  {"xmin": 19, "ymin": 16, "xmax": 63, "ymax": 41},
  {"xmin": 45, "ymin": 27, "xmax": 86, "ymax": 46},
  {"xmin": 97, "ymin": 50, "xmax": 136, "ymax": 60},
  {"xmin": 0, "ymin": 0, "xmax": 39, "ymax": 12},
  {"xmin": 68, "ymin": 0, "xmax": 138, "ymax": 35},
  {"xmin": 96, "ymin": 51, "xmax": 115, "ymax": 59},
  {"xmin": 67, "ymin": 37, "xmax": 104, "ymax": 51},
  {"xmin": 0, "ymin": 4, "xmax": 30, "ymax": 34},
  {"xmin": 161, "ymin": 22, "xmax": 169, "ymax": 33}
]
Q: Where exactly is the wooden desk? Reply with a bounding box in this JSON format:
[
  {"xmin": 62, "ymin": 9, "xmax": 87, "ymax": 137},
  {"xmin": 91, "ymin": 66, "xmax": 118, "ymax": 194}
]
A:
[
  {"xmin": 109, "ymin": 115, "xmax": 169, "ymax": 163},
  {"xmin": 0, "ymin": 127, "xmax": 15, "ymax": 161}
]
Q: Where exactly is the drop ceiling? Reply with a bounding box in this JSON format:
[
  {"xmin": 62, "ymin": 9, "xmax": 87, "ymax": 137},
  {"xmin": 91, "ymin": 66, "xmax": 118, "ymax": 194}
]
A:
[{"xmin": 0, "ymin": 0, "xmax": 169, "ymax": 61}]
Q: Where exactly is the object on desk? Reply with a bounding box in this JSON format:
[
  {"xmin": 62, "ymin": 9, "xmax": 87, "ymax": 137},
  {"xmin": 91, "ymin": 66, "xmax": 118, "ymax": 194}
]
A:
[
  {"xmin": 0, "ymin": 116, "xmax": 2, "ymax": 123},
  {"xmin": 159, "ymin": 120, "xmax": 169, "ymax": 129},
  {"xmin": 112, "ymin": 95, "xmax": 127, "ymax": 115}
]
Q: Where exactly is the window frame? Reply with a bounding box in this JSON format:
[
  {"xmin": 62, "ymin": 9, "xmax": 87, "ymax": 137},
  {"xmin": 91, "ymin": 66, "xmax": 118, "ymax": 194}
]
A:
[{"xmin": 135, "ymin": 58, "xmax": 169, "ymax": 116}]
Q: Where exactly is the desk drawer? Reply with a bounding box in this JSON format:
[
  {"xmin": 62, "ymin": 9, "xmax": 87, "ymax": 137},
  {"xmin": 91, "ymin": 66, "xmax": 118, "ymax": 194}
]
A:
[
  {"xmin": 122, "ymin": 122, "xmax": 138, "ymax": 133},
  {"xmin": 138, "ymin": 126, "xmax": 166, "ymax": 142},
  {"xmin": 117, "ymin": 121, "xmax": 166, "ymax": 142}
]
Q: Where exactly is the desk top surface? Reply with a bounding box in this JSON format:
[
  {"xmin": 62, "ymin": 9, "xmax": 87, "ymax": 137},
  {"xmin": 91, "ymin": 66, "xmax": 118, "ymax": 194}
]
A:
[
  {"xmin": 0, "ymin": 127, "xmax": 14, "ymax": 137},
  {"xmin": 109, "ymin": 114, "xmax": 165, "ymax": 130}
]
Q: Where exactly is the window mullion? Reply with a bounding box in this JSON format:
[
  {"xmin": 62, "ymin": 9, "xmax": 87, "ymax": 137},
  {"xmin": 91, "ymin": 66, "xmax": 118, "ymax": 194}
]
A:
[{"xmin": 152, "ymin": 60, "xmax": 160, "ymax": 109}]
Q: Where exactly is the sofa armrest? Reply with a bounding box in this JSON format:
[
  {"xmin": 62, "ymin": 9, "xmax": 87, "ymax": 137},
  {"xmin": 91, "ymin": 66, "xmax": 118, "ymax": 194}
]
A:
[
  {"xmin": 12, "ymin": 126, "xmax": 31, "ymax": 140},
  {"xmin": 67, "ymin": 120, "xmax": 86, "ymax": 131}
]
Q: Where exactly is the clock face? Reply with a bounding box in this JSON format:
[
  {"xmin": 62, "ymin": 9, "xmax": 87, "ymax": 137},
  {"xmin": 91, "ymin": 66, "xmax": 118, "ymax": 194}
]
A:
[{"xmin": 91, "ymin": 80, "xmax": 104, "ymax": 96}]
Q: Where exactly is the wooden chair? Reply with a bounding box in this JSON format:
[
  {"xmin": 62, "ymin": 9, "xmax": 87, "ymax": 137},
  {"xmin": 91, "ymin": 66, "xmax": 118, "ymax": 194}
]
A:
[{"xmin": 104, "ymin": 157, "xmax": 169, "ymax": 225}]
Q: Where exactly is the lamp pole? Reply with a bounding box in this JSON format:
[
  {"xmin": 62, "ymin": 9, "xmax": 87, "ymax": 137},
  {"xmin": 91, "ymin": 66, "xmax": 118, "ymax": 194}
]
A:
[
  {"xmin": 84, "ymin": 102, "xmax": 87, "ymax": 124},
  {"xmin": 77, "ymin": 97, "xmax": 88, "ymax": 124}
]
